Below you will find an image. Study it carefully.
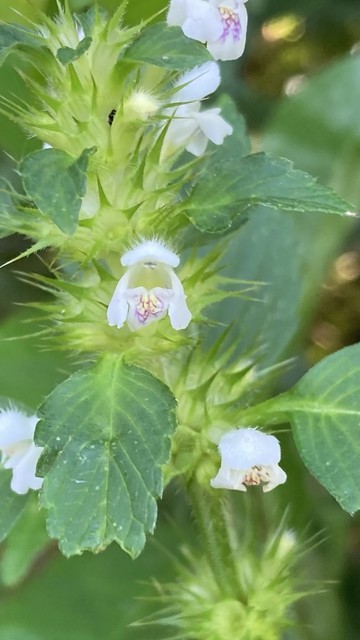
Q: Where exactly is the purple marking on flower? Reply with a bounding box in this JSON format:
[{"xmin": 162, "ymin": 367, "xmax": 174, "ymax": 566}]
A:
[
  {"xmin": 135, "ymin": 293, "xmax": 166, "ymax": 324},
  {"xmin": 219, "ymin": 6, "xmax": 241, "ymax": 41}
]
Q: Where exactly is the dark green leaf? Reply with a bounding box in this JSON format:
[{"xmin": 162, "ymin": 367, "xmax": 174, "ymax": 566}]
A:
[
  {"xmin": 0, "ymin": 497, "xmax": 48, "ymax": 586},
  {"xmin": 0, "ymin": 24, "xmax": 42, "ymax": 64},
  {"xmin": 186, "ymin": 152, "xmax": 352, "ymax": 233},
  {"xmin": 0, "ymin": 176, "xmax": 18, "ymax": 239},
  {"xmin": 36, "ymin": 356, "xmax": 177, "ymax": 557},
  {"xmin": 124, "ymin": 22, "xmax": 211, "ymax": 70},
  {"xmin": 56, "ymin": 37, "xmax": 92, "ymax": 65},
  {"xmin": 0, "ymin": 468, "xmax": 27, "ymax": 542},
  {"xmin": 289, "ymin": 344, "xmax": 360, "ymax": 514},
  {"xmin": 20, "ymin": 147, "xmax": 96, "ymax": 235}
]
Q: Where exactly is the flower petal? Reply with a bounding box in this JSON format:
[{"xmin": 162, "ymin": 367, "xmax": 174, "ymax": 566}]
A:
[
  {"xmin": 167, "ymin": 0, "xmax": 189, "ymax": 26},
  {"xmin": 194, "ymin": 108, "xmax": 233, "ymax": 145},
  {"xmin": 168, "ymin": 0, "xmax": 222, "ymax": 43},
  {"xmin": 121, "ymin": 240, "xmax": 179, "ymax": 268},
  {"xmin": 219, "ymin": 428, "xmax": 281, "ymax": 469},
  {"xmin": 185, "ymin": 129, "xmax": 209, "ymax": 156},
  {"xmin": 210, "ymin": 463, "xmax": 247, "ymax": 490},
  {"xmin": 0, "ymin": 409, "xmax": 38, "ymax": 451},
  {"xmin": 207, "ymin": 3, "xmax": 248, "ymax": 61},
  {"xmin": 107, "ymin": 271, "xmax": 131, "ymax": 328},
  {"xmin": 168, "ymin": 271, "xmax": 192, "ymax": 329},
  {"xmin": 175, "ymin": 61, "xmax": 221, "ymax": 102},
  {"xmin": 262, "ymin": 464, "xmax": 287, "ymax": 493},
  {"xmin": 10, "ymin": 443, "xmax": 43, "ymax": 495}
]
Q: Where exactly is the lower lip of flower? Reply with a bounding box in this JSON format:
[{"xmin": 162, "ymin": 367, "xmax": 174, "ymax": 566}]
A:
[
  {"xmin": 135, "ymin": 293, "xmax": 166, "ymax": 324},
  {"xmin": 219, "ymin": 6, "xmax": 241, "ymax": 41}
]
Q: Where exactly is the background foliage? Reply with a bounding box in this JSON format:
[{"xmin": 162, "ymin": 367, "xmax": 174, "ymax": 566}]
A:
[{"xmin": 1, "ymin": 0, "xmax": 360, "ymax": 638}]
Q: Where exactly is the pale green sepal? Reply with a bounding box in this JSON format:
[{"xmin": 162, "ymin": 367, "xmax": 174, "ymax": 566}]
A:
[
  {"xmin": 20, "ymin": 147, "xmax": 96, "ymax": 235},
  {"xmin": 35, "ymin": 356, "xmax": 177, "ymax": 558}
]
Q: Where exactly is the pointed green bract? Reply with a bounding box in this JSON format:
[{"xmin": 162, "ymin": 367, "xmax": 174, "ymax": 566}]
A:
[
  {"xmin": 36, "ymin": 357, "xmax": 177, "ymax": 557},
  {"xmin": 186, "ymin": 152, "xmax": 352, "ymax": 233},
  {"xmin": 0, "ymin": 469, "xmax": 28, "ymax": 542},
  {"xmin": 124, "ymin": 22, "xmax": 212, "ymax": 70},
  {"xmin": 20, "ymin": 147, "xmax": 96, "ymax": 235}
]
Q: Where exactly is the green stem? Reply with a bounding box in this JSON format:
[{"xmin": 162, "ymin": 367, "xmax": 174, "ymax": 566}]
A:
[{"xmin": 187, "ymin": 481, "xmax": 246, "ymax": 602}]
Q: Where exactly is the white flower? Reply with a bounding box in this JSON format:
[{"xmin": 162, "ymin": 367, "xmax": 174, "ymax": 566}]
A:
[
  {"xmin": 167, "ymin": 0, "xmax": 248, "ymax": 61},
  {"xmin": 162, "ymin": 61, "xmax": 233, "ymax": 158},
  {"xmin": 210, "ymin": 427, "xmax": 287, "ymax": 493},
  {"xmin": 107, "ymin": 239, "xmax": 192, "ymax": 331},
  {"xmin": 0, "ymin": 406, "xmax": 44, "ymax": 495}
]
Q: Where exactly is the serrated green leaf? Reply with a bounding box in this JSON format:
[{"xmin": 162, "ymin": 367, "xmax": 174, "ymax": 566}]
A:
[
  {"xmin": 20, "ymin": 147, "xmax": 96, "ymax": 235},
  {"xmin": 0, "ymin": 23, "xmax": 42, "ymax": 64},
  {"xmin": 186, "ymin": 152, "xmax": 351, "ymax": 233},
  {"xmin": 56, "ymin": 36, "xmax": 92, "ymax": 65},
  {"xmin": 36, "ymin": 356, "xmax": 177, "ymax": 557},
  {"xmin": 0, "ymin": 468, "xmax": 27, "ymax": 542},
  {"xmin": 124, "ymin": 22, "xmax": 211, "ymax": 70}
]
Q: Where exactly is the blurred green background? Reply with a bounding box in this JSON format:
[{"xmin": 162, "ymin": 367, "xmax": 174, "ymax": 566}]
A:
[{"xmin": 1, "ymin": 0, "xmax": 360, "ymax": 638}]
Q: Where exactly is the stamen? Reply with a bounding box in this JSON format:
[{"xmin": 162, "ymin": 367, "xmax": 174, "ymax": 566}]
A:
[
  {"xmin": 135, "ymin": 293, "xmax": 165, "ymax": 324},
  {"xmin": 243, "ymin": 465, "xmax": 271, "ymax": 487}
]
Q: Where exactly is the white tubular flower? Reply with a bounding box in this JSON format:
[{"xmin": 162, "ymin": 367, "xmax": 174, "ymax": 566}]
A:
[
  {"xmin": 0, "ymin": 406, "xmax": 44, "ymax": 495},
  {"xmin": 210, "ymin": 428, "xmax": 287, "ymax": 493},
  {"xmin": 167, "ymin": 0, "xmax": 248, "ymax": 61},
  {"xmin": 107, "ymin": 240, "xmax": 192, "ymax": 331},
  {"xmin": 162, "ymin": 61, "xmax": 233, "ymax": 158}
]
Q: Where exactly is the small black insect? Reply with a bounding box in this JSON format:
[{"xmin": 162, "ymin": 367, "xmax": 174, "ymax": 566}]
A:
[{"xmin": 108, "ymin": 109, "xmax": 116, "ymax": 125}]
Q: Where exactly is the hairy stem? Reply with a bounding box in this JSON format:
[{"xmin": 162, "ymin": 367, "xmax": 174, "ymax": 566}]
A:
[{"xmin": 187, "ymin": 481, "xmax": 247, "ymax": 602}]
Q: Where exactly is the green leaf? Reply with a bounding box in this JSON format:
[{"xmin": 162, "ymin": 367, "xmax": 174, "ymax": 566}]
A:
[
  {"xmin": 0, "ymin": 468, "xmax": 27, "ymax": 542},
  {"xmin": 36, "ymin": 356, "xmax": 177, "ymax": 557},
  {"xmin": 56, "ymin": 37, "xmax": 92, "ymax": 65},
  {"xmin": 238, "ymin": 344, "xmax": 360, "ymax": 513},
  {"xmin": 212, "ymin": 95, "xmax": 250, "ymax": 161},
  {"xmin": 186, "ymin": 152, "xmax": 352, "ymax": 233},
  {"xmin": 0, "ymin": 497, "xmax": 48, "ymax": 586},
  {"xmin": 20, "ymin": 147, "xmax": 96, "ymax": 235},
  {"xmin": 0, "ymin": 176, "xmax": 18, "ymax": 239},
  {"xmin": 124, "ymin": 22, "xmax": 211, "ymax": 70},
  {"xmin": 288, "ymin": 344, "xmax": 360, "ymax": 514},
  {"xmin": 0, "ymin": 24, "xmax": 42, "ymax": 64}
]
